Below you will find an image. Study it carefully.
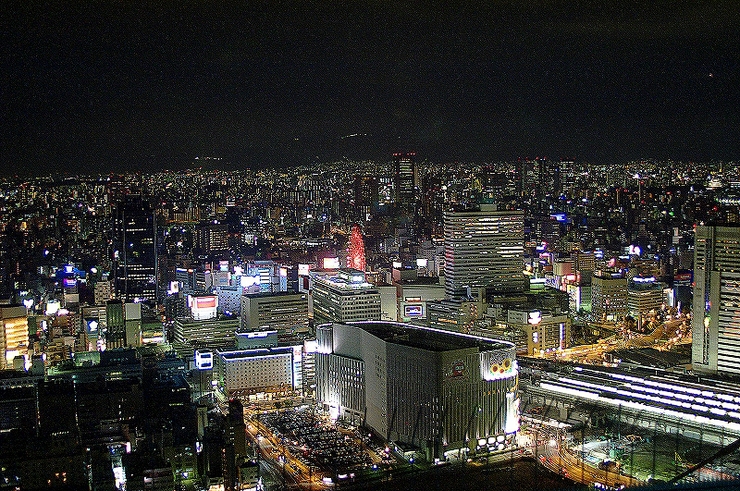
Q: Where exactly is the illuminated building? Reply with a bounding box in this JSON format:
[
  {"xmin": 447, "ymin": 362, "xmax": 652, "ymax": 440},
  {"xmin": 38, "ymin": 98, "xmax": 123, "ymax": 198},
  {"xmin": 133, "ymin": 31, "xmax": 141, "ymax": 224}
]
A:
[
  {"xmin": 427, "ymin": 298, "xmax": 481, "ymax": 333},
  {"xmin": 315, "ymin": 321, "xmax": 519, "ymax": 460},
  {"xmin": 591, "ymin": 271, "xmax": 627, "ymax": 321},
  {"xmin": 239, "ymin": 292, "xmax": 309, "ymax": 342},
  {"xmin": 346, "ymin": 224, "xmax": 366, "ymax": 271},
  {"xmin": 444, "ymin": 204, "xmax": 526, "ymax": 299},
  {"xmin": 171, "ymin": 317, "xmax": 240, "ymax": 349},
  {"xmin": 505, "ymin": 309, "xmax": 570, "ymax": 356},
  {"xmin": 393, "ymin": 151, "xmax": 416, "ymax": 211},
  {"xmin": 353, "ymin": 175, "xmax": 378, "ymax": 221},
  {"xmin": 692, "ymin": 224, "xmax": 740, "ymax": 376},
  {"xmin": 188, "ymin": 294, "xmax": 218, "ymax": 321},
  {"xmin": 213, "ymin": 346, "xmax": 295, "ymax": 398},
  {"xmin": 94, "ymin": 280, "xmax": 112, "ymax": 305},
  {"xmin": 244, "ymin": 260, "xmax": 287, "ymax": 293},
  {"xmin": 627, "ymin": 276, "xmax": 664, "ymax": 319},
  {"xmin": 310, "ymin": 269, "xmax": 381, "ymax": 324},
  {"xmin": 0, "ymin": 305, "xmax": 28, "ymax": 369},
  {"xmin": 196, "ymin": 222, "xmax": 229, "ymax": 253},
  {"xmin": 113, "ymin": 195, "xmax": 157, "ymax": 303}
]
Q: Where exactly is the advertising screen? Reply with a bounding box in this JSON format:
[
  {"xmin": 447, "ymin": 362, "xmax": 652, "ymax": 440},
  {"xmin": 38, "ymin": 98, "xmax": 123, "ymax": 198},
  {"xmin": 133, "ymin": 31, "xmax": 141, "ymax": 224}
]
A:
[
  {"xmin": 404, "ymin": 304, "xmax": 424, "ymax": 317},
  {"xmin": 323, "ymin": 257, "xmax": 340, "ymax": 269}
]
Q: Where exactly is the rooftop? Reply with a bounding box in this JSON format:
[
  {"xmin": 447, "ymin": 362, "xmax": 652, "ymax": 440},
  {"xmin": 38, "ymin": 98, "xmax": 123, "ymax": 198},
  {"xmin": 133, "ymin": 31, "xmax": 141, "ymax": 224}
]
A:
[{"xmin": 346, "ymin": 321, "xmax": 514, "ymax": 353}]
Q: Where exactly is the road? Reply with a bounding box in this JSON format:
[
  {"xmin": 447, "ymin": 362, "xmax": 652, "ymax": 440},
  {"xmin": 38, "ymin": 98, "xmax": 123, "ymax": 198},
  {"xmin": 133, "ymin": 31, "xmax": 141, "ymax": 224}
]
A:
[{"xmin": 533, "ymin": 429, "xmax": 643, "ymax": 489}]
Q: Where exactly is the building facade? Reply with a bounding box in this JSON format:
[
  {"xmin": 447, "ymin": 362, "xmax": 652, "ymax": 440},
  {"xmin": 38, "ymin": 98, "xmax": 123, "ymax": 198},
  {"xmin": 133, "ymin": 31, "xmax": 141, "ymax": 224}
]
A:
[
  {"xmin": 692, "ymin": 225, "xmax": 740, "ymax": 376},
  {"xmin": 310, "ymin": 269, "xmax": 381, "ymax": 324},
  {"xmin": 240, "ymin": 292, "xmax": 309, "ymax": 342},
  {"xmin": 444, "ymin": 205, "xmax": 525, "ymax": 299},
  {"xmin": 113, "ymin": 195, "xmax": 157, "ymax": 303},
  {"xmin": 0, "ymin": 305, "xmax": 28, "ymax": 370},
  {"xmin": 214, "ymin": 347, "xmax": 295, "ymax": 398},
  {"xmin": 591, "ymin": 271, "xmax": 628, "ymax": 321},
  {"xmin": 315, "ymin": 321, "xmax": 519, "ymax": 460}
]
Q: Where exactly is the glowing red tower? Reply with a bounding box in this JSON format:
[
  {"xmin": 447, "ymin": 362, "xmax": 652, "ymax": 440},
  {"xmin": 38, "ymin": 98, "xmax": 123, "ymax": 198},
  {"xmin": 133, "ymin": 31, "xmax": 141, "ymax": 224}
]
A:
[{"xmin": 346, "ymin": 224, "xmax": 366, "ymax": 271}]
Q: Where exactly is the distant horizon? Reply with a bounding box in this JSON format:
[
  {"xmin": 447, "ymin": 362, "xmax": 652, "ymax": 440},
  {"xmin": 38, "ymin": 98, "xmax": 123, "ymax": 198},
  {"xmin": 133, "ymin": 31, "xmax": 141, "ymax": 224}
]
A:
[
  {"xmin": 3, "ymin": 1, "xmax": 739, "ymax": 175},
  {"xmin": 3, "ymin": 151, "xmax": 736, "ymax": 180}
]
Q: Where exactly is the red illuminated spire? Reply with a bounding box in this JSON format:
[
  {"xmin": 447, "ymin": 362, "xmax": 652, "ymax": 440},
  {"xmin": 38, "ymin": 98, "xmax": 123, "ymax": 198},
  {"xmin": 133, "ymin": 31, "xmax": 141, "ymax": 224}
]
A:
[{"xmin": 346, "ymin": 224, "xmax": 366, "ymax": 271}]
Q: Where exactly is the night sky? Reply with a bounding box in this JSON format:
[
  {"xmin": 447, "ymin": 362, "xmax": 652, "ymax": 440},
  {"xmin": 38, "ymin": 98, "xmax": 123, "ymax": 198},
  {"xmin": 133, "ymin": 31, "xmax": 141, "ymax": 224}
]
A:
[{"xmin": 2, "ymin": 1, "xmax": 739, "ymax": 174}]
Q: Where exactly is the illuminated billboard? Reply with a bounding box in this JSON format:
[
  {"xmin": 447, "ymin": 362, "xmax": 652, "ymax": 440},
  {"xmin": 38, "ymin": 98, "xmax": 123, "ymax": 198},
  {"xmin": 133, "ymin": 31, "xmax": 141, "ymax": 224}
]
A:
[
  {"xmin": 323, "ymin": 257, "xmax": 340, "ymax": 269},
  {"xmin": 240, "ymin": 275, "xmax": 261, "ymax": 288},
  {"xmin": 46, "ymin": 299, "xmax": 61, "ymax": 315},
  {"xmin": 86, "ymin": 319, "xmax": 99, "ymax": 334},
  {"xmin": 195, "ymin": 349, "xmax": 213, "ymax": 370},
  {"xmin": 404, "ymin": 304, "xmax": 424, "ymax": 317},
  {"xmin": 298, "ymin": 264, "xmax": 311, "ymax": 276},
  {"xmin": 189, "ymin": 295, "xmax": 218, "ymax": 320}
]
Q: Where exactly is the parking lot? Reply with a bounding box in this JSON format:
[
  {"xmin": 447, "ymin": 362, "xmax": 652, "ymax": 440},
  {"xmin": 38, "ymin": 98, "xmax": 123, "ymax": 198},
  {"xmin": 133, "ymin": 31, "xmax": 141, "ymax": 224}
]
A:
[{"xmin": 250, "ymin": 406, "xmax": 399, "ymax": 485}]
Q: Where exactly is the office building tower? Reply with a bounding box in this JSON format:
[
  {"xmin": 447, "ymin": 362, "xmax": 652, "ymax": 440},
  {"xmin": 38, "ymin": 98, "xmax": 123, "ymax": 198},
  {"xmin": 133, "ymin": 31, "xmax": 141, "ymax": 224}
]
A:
[
  {"xmin": 692, "ymin": 225, "xmax": 740, "ymax": 376},
  {"xmin": 444, "ymin": 204, "xmax": 526, "ymax": 299},
  {"xmin": 113, "ymin": 196, "xmax": 157, "ymax": 303},
  {"xmin": 353, "ymin": 175, "xmax": 378, "ymax": 221},
  {"xmin": 591, "ymin": 271, "xmax": 628, "ymax": 321},
  {"xmin": 393, "ymin": 151, "xmax": 416, "ymax": 210},
  {"xmin": 311, "ymin": 269, "xmax": 381, "ymax": 324},
  {"xmin": 0, "ymin": 305, "xmax": 28, "ymax": 370},
  {"xmin": 240, "ymin": 292, "xmax": 309, "ymax": 342},
  {"xmin": 627, "ymin": 276, "xmax": 664, "ymax": 319},
  {"xmin": 105, "ymin": 300, "xmax": 127, "ymax": 349},
  {"xmin": 315, "ymin": 321, "xmax": 519, "ymax": 459},
  {"xmin": 214, "ymin": 346, "xmax": 295, "ymax": 398},
  {"xmin": 196, "ymin": 222, "xmax": 229, "ymax": 253},
  {"xmin": 171, "ymin": 317, "xmax": 240, "ymax": 349},
  {"xmin": 94, "ymin": 280, "xmax": 112, "ymax": 305}
]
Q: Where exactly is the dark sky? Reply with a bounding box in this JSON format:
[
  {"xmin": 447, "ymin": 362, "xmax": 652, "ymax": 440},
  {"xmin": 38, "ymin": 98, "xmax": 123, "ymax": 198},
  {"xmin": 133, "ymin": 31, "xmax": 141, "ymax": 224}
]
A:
[{"xmin": 2, "ymin": 1, "xmax": 739, "ymax": 174}]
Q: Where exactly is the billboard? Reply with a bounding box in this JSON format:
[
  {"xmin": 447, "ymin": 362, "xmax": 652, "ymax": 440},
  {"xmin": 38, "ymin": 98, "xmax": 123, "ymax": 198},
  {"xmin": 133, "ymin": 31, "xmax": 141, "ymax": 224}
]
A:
[
  {"xmin": 189, "ymin": 295, "xmax": 218, "ymax": 320},
  {"xmin": 195, "ymin": 349, "xmax": 213, "ymax": 370},
  {"xmin": 323, "ymin": 257, "xmax": 340, "ymax": 269},
  {"xmin": 298, "ymin": 264, "xmax": 311, "ymax": 276},
  {"xmin": 404, "ymin": 304, "xmax": 424, "ymax": 317},
  {"xmin": 85, "ymin": 319, "xmax": 99, "ymax": 334}
]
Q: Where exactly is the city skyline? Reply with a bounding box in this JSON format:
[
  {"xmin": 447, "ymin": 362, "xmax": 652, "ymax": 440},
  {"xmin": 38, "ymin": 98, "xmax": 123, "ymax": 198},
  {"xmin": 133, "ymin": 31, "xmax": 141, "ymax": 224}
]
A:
[{"xmin": 3, "ymin": 1, "xmax": 740, "ymax": 175}]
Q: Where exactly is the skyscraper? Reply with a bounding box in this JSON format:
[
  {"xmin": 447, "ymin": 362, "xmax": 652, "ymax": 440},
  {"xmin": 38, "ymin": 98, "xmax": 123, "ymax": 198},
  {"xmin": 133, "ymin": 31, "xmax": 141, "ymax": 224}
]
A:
[
  {"xmin": 393, "ymin": 151, "xmax": 416, "ymax": 211},
  {"xmin": 0, "ymin": 305, "xmax": 28, "ymax": 370},
  {"xmin": 311, "ymin": 269, "xmax": 381, "ymax": 324},
  {"xmin": 692, "ymin": 224, "xmax": 740, "ymax": 376},
  {"xmin": 113, "ymin": 195, "xmax": 157, "ymax": 303},
  {"xmin": 444, "ymin": 204, "xmax": 526, "ymax": 299}
]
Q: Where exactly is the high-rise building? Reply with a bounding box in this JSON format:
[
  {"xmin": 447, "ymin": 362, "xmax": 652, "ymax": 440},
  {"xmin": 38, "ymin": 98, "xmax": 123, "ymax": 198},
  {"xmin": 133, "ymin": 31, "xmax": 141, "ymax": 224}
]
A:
[
  {"xmin": 626, "ymin": 276, "xmax": 664, "ymax": 319},
  {"xmin": 94, "ymin": 280, "xmax": 112, "ymax": 305},
  {"xmin": 393, "ymin": 151, "xmax": 416, "ymax": 211},
  {"xmin": 444, "ymin": 204, "xmax": 526, "ymax": 299},
  {"xmin": 113, "ymin": 196, "xmax": 157, "ymax": 303},
  {"xmin": 310, "ymin": 269, "xmax": 381, "ymax": 324},
  {"xmin": 692, "ymin": 225, "xmax": 740, "ymax": 376},
  {"xmin": 196, "ymin": 222, "xmax": 229, "ymax": 253},
  {"xmin": 591, "ymin": 271, "xmax": 628, "ymax": 321},
  {"xmin": 240, "ymin": 292, "xmax": 309, "ymax": 342},
  {"xmin": 0, "ymin": 305, "xmax": 28, "ymax": 370},
  {"xmin": 353, "ymin": 175, "xmax": 378, "ymax": 221}
]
